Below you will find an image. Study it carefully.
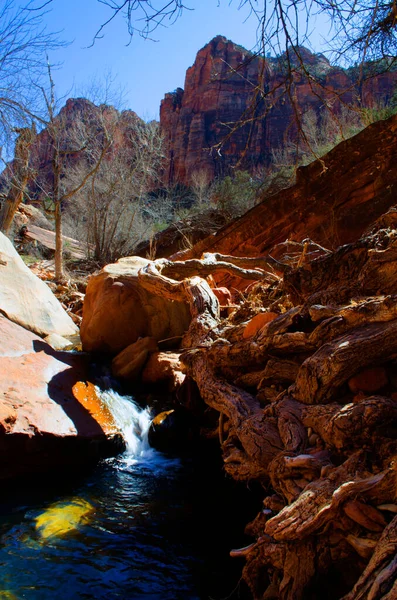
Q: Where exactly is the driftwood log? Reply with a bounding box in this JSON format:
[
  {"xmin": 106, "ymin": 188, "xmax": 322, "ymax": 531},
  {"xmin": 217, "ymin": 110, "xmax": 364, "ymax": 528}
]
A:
[{"xmin": 138, "ymin": 212, "xmax": 397, "ymax": 600}]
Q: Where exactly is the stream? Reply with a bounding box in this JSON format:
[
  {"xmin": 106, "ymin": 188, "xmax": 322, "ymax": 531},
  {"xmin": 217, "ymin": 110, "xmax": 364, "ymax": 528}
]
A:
[{"xmin": 0, "ymin": 389, "xmax": 253, "ymax": 599}]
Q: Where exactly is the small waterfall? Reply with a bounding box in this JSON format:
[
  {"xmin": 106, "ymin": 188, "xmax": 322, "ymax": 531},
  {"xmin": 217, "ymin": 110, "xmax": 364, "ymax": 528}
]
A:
[
  {"xmin": 96, "ymin": 387, "xmax": 178, "ymax": 470},
  {"xmin": 96, "ymin": 387, "xmax": 152, "ymax": 457}
]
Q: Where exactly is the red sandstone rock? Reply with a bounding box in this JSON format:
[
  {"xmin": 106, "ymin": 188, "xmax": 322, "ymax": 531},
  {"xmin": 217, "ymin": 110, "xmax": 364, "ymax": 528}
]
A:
[
  {"xmin": 348, "ymin": 367, "xmax": 389, "ymax": 394},
  {"xmin": 142, "ymin": 351, "xmax": 186, "ymax": 390},
  {"xmin": 111, "ymin": 337, "xmax": 158, "ymax": 380},
  {"xmin": 0, "ymin": 315, "xmax": 123, "ymax": 480},
  {"xmin": 160, "ymin": 36, "xmax": 397, "ymax": 186},
  {"xmin": 179, "ymin": 114, "xmax": 397, "ymax": 290},
  {"xmin": 243, "ymin": 312, "xmax": 278, "ymax": 338},
  {"xmin": 212, "ymin": 287, "xmax": 232, "ymax": 306},
  {"xmin": 81, "ymin": 256, "xmax": 191, "ymax": 353}
]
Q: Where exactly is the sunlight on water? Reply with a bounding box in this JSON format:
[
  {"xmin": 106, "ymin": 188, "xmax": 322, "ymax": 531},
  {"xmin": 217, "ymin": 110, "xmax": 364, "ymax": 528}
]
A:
[
  {"xmin": 0, "ymin": 386, "xmax": 248, "ymax": 600},
  {"xmin": 34, "ymin": 498, "xmax": 93, "ymax": 540}
]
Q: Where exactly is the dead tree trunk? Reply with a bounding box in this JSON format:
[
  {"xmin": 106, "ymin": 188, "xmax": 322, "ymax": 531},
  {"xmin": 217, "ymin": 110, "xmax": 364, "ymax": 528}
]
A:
[{"xmin": 0, "ymin": 125, "xmax": 36, "ymax": 234}]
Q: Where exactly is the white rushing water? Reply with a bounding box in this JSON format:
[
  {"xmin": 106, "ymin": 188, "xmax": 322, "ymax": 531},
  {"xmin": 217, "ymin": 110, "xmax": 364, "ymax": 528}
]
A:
[{"xmin": 96, "ymin": 386, "xmax": 179, "ymax": 470}]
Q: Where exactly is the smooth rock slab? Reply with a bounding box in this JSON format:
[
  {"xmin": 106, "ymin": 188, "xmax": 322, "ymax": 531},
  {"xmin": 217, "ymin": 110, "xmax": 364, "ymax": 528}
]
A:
[
  {"xmin": 0, "ymin": 315, "xmax": 123, "ymax": 480},
  {"xmin": 0, "ymin": 232, "xmax": 78, "ymax": 338}
]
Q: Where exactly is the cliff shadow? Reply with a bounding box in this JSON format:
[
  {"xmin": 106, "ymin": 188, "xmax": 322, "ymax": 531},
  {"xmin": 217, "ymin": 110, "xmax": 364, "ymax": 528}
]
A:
[{"xmin": 33, "ymin": 339, "xmax": 106, "ymax": 437}]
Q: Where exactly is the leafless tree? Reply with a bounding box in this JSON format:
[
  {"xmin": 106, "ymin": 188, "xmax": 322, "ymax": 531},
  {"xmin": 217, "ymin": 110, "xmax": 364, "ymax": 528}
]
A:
[
  {"xmin": 190, "ymin": 169, "xmax": 211, "ymax": 207},
  {"xmin": 35, "ymin": 65, "xmax": 112, "ymax": 280},
  {"xmin": 0, "ymin": 0, "xmax": 61, "ymax": 151},
  {"xmin": 0, "ymin": 0, "xmax": 62, "ymax": 233},
  {"xmin": 0, "ymin": 124, "xmax": 36, "ymax": 233},
  {"xmin": 91, "ymin": 0, "xmax": 189, "ymax": 42},
  {"xmin": 63, "ymin": 112, "xmax": 165, "ymax": 263},
  {"xmin": 92, "ymin": 1, "xmax": 396, "ymax": 62}
]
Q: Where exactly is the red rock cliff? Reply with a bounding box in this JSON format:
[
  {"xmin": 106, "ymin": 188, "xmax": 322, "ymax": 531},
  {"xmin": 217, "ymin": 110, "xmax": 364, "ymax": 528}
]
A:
[
  {"xmin": 160, "ymin": 36, "xmax": 397, "ymax": 185},
  {"xmin": 2, "ymin": 98, "xmax": 144, "ymax": 205},
  {"xmin": 177, "ymin": 113, "xmax": 397, "ymax": 291}
]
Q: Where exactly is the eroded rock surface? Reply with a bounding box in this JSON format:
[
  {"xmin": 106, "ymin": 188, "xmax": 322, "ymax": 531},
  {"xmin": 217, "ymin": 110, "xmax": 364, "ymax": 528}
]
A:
[
  {"xmin": 111, "ymin": 336, "xmax": 158, "ymax": 380},
  {"xmin": 161, "ymin": 36, "xmax": 397, "ymax": 185},
  {"xmin": 81, "ymin": 256, "xmax": 191, "ymax": 353},
  {"xmin": 0, "ymin": 315, "xmax": 123, "ymax": 479},
  {"xmin": 142, "ymin": 351, "xmax": 186, "ymax": 391},
  {"xmin": 179, "ymin": 113, "xmax": 397, "ymax": 290}
]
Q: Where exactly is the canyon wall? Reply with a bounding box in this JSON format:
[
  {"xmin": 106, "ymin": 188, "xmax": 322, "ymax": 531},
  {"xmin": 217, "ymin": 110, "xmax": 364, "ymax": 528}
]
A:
[
  {"xmin": 160, "ymin": 36, "xmax": 397, "ymax": 185},
  {"xmin": 0, "ymin": 98, "xmax": 144, "ymax": 206},
  {"xmin": 2, "ymin": 36, "xmax": 397, "ymax": 205},
  {"xmin": 177, "ymin": 113, "xmax": 397, "ymax": 290}
]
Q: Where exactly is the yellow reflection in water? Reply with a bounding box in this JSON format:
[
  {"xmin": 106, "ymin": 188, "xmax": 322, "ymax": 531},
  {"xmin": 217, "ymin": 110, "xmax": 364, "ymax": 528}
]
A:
[
  {"xmin": 34, "ymin": 498, "xmax": 93, "ymax": 540},
  {"xmin": 0, "ymin": 592, "xmax": 20, "ymax": 599}
]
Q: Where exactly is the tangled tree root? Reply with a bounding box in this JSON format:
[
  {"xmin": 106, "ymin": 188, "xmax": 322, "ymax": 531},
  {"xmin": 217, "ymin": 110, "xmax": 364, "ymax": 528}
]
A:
[{"xmin": 138, "ymin": 213, "xmax": 397, "ymax": 599}]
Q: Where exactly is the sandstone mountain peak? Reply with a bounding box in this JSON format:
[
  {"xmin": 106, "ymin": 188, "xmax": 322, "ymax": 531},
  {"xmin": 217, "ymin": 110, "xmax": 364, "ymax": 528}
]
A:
[{"xmin": 160, "ymin": 36, "xmax": 397, "ymax": 185}]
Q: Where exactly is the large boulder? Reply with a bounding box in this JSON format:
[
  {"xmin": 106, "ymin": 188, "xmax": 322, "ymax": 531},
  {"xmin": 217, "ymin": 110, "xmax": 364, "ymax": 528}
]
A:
[
  {"xmin": 111, "ymin": 337, "xmax": 158, "ymax": 380},
  {"xmin": 0, "ymin": 232, "xmax": 78, "ymax": 338},
  {"xmin": 80, "ymin": 256, "xmax": 191, "ymax": 353},
  {"xmin": 0, "ymin": 315, "xmax": 124, "ymax": 480}
]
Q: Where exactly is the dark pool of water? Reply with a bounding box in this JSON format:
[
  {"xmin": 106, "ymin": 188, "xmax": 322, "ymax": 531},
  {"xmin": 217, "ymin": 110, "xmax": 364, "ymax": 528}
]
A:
[{"xmin": 0, "ymin": 445, "xmax": 254, "ymax": 600}]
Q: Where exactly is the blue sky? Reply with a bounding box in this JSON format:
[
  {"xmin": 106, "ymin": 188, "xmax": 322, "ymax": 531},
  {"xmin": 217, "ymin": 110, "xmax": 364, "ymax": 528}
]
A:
[{"xmin": 46, "ymin": 0, "xmax": 331, "ymax": 120}]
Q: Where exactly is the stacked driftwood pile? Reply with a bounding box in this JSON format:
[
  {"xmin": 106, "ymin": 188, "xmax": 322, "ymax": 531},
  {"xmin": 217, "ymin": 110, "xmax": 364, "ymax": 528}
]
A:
[{"xmin": 137, "ymin": 207, "xmax": 397, "ymax": 599}]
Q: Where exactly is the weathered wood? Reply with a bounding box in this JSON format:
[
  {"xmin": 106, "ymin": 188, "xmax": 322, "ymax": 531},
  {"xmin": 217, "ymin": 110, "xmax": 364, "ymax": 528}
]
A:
[
  {"xmin": 182, "ymin": 350, "xmax": 283, "ymax": 479},
  {"xmin": 268, "ymin": 449, "xmax": 333, "ymax": 503},
  {"xmin": 234, "ymin": 359, "xmax": 303, "ymax": 391},
  {"xmin": 258, "ymin": 306, "xmax": 303, "ymax": 339},
  {"xmin": 302, "ymin": 397, "xmax": 397, "ymax": 451},
  {"xmin": 342, "ymin": 515, "xmax": 397, "ymax": 600},
  {"xmin": 308, "ymin": 295, "xmax": 397, "ymax": 347},
  {"xmin": 260, "ymin": 358, "xmax": 301, "ymax": 383},
  {"xmin": 286, "ymin": 225, "xmax": 397, "ymax": 304},
  {"xmin": 265, "ymin": 452, "xmax": 392, "ymax": 541},
  {"xmin": 284, "ymin": 241, "xmax": 369, "ymax": 303},
  {"xmin": 207, "ymin": 331, "xmax": 315, "ymax": 371},
  {"xmin": 159, "ymin": 255, "xmax": 277, "ymax": 282},
  {"xmin": 181, "ymin": 276, "xmax": 220, "ymax": 347},
  {"xmin": 274, "ymin": 397, "xmax": 307, "ymax": 452},
  {"xmin": 138, "ymin": 261, "xmax": 188, "ymax": 302},
  {"xmin": 235, "ymin": 367, "xmax": 270, "ymax": 388},
  {"xmin": 202, "ymin": 251, "xmax": 286, "ymax": 275},
  {"xmin": 292, "ymin": 320, "xmax": 397, "ymax": 405},
  {"xmin": 309, "ymin": 295, "xmax": 397, "ymax": 324},
  {"xmin": 132, "ymin": 240, "xmax": 397, "ymax": 598}
]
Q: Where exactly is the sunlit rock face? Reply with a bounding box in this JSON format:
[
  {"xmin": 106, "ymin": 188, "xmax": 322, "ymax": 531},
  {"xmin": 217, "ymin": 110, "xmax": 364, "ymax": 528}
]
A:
[
  {"xmin": 80, "ymin": 256, "xmax": 191, "ymax": 354},
  {"xmin": 160, "ymin": 35, "xmax": 397, "ymax": 185},
  {"xmin": 177, "ymin": 113, "xmax": 397, "ymax": 291},
  {"xmin": 0, "ymin": 316, "xmax": 124, "ymax": 480},
  {"xmin": 0, "ymin": 232, "xmax": 78, "ymax": 338}
]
